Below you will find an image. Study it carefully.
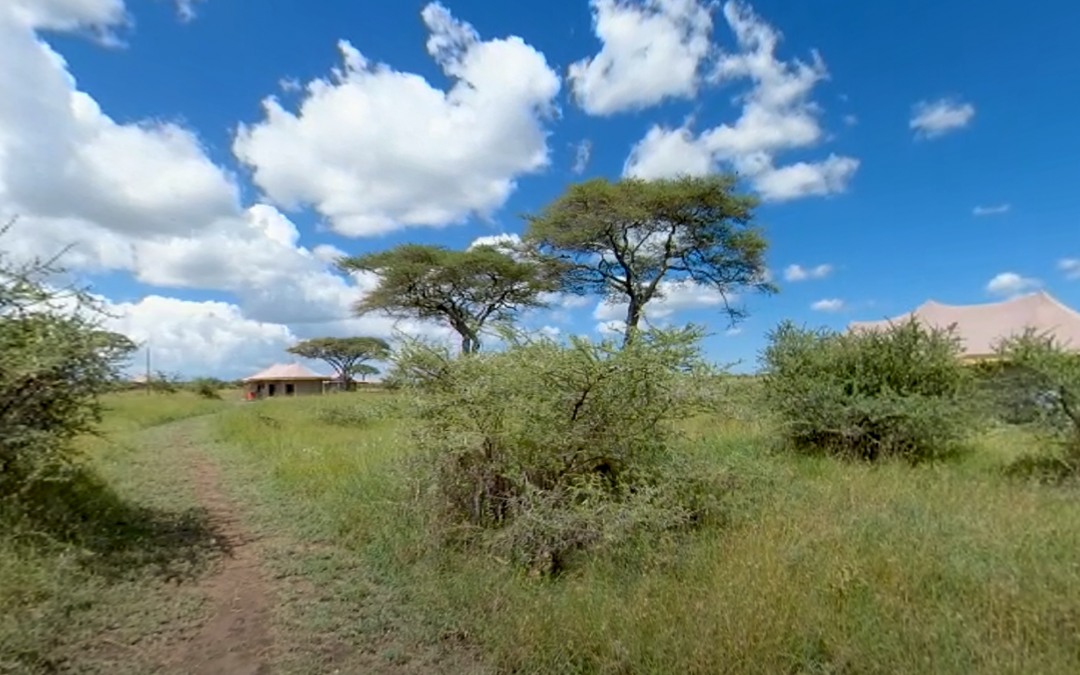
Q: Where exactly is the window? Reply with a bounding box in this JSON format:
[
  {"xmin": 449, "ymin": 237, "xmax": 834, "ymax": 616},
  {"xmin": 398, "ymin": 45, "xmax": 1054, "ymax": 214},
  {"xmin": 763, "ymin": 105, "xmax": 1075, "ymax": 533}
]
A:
[{"xmin": 285, "ymin": 383, "xmax": 295, "ymax": 396}]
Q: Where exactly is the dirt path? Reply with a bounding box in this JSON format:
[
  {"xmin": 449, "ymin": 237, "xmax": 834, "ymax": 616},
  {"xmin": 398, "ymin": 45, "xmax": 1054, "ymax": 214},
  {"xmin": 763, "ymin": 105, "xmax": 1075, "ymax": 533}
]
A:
[{"xmin": 168, "ymin": 430, "xmax": 275, "ymax": 675}]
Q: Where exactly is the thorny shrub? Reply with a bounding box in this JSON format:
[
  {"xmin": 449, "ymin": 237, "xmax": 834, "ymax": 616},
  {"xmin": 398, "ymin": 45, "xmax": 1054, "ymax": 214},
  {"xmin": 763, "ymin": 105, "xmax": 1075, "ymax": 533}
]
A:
[
  {"xmin": 759, "ymin": 318, "xmax": 974, "ymax": 462},
  {"xmin": 190, "ymin": 378, "xmax": 224, "ymax": 400},
  {"xmin": 394, "ymin": 326, "xmax": 732, "ymax": 576},
  {"xmin": 0, "ymin": 225, "xmax": 136, "ymax": 495},
  {"xmin": 990, "ymin": 330, "xmax": 1080, "ymax": 477}
]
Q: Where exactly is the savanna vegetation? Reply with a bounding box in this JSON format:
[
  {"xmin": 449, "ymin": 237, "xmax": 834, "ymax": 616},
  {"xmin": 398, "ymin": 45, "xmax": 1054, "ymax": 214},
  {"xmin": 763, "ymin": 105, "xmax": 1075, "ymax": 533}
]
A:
[
  {"xmin": 0, "ymin": 228, "xmax": 235, "ymax": 673},
  {"xmin": 5, "ymin": 176, "xmax": 1080, "ymax": 674}
]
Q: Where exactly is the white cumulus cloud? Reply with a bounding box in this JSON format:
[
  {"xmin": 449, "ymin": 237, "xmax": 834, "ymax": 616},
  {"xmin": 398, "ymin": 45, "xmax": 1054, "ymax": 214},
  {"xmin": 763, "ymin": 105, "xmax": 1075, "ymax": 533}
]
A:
[
  {"xmin": 623, "ymin": 0, "xmax": 859, "ymax": 202},
  {"xmin": 986, "ymin": 272, "xmax": 1040, "ymax": 297},
  {"xmin": 810, "ymin": 298, "xmax": 844, "ymax": 312},
  {"xmin": 233, "ymin": 3, "xmax": 561, "ymax": 238},
  {"xmin": 593, "ymin": 279, "xmax": 737, "ymax": 323},
  {"xmin": 910, "ymin": 97, "xmax": 975, "ymax": 139},
  {"xmin": 0, "ymin": 1, "xmax": 455, "ymax": 377},
  {"xmin": 569, "ymin": 0, "xmax": 717, "ymax": 115},
  {"xmin": 783, "ymin": 263, "xmax": 832, "ymax": 282}
]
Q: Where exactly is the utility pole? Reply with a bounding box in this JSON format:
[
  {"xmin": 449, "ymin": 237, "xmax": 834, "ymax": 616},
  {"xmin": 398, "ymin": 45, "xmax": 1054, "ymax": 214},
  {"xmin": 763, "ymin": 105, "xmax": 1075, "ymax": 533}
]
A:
[{"xmin": 145, "ymin": 340, "xmax": 151, "ymax": 396}]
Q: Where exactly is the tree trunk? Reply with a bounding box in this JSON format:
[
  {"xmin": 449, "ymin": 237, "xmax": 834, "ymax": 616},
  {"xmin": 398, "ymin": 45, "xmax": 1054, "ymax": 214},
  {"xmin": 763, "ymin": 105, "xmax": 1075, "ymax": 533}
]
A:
[
  {"xmin": 460, "ymin": 331, "xmax": 481, "ymax": 354},
  {"xmin": 622, "ymin": 299, "xmax": 643, "ymax": 348}
]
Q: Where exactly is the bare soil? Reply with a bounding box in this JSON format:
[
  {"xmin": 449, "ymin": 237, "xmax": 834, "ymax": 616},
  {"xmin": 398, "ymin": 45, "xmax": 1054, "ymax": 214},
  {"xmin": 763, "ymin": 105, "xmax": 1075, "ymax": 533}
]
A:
[{"xmin": 167, "ymin": 432, "xmax": 275, "ymax": 675}]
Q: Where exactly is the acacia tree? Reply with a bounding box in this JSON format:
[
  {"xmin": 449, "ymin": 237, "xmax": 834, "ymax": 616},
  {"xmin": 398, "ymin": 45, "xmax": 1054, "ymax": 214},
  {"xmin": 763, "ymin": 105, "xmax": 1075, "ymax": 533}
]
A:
[
  {"xmin": 286, "ymin": 336, "xmax": 390, "ymax": 390},
  {"xmin": 336, "ymin": 243, "xmax": 557, "ymax": 354},
  {"xmin": 524, "ymin": 175, "xmax": 776, "ymax": 345},
  {"xmin": 354, "ymin": 363, "xmax": 379, "ymax": 382}
]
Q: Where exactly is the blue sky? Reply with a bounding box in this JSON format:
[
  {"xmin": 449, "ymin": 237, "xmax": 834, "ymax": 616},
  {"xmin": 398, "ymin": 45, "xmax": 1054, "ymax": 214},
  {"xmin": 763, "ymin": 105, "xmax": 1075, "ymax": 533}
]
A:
[{"xmin": 3, "ymin": 0, "xmax": 1078, "ymax": 377}]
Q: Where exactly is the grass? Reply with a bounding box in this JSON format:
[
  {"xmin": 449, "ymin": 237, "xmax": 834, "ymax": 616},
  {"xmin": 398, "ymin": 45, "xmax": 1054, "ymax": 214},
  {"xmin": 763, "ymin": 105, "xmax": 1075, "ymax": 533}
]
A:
[
  {"xmin": 6, "ymin": 387, "xmax": 1080, "ymax": 673},
  {"xmin": 0, "ymin": 392, "xmax": 229, "ymax": 675},
  {"xmin": 213, "ymin": 393, "xmax": 1080, "ymax": 675},
  {"xmin": 96, "ymin": 389, "xmax": 237, "ymax": 434}
]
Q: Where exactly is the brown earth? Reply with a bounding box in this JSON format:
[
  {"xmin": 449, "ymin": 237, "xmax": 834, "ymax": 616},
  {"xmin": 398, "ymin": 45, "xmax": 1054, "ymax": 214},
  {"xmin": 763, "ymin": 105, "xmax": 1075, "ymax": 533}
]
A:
[{"xmin": 167, "ymin": 433, "xmax": 275, "ymax": 675}]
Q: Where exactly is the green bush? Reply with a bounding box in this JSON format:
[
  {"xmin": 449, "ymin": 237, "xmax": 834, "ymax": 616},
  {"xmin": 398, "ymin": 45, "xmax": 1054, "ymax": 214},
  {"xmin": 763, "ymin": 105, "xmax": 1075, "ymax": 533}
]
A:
[
  {"xmin": 991, "ymin": 330, "xmax": 1080, "ymax": 477},
  {"xmin": 1, "ymin": 233, "xmax": 136, "ymax": 494},
  {"xmin": 189, "ymin": 377, "xmax": 223, "ymax": 400},
  {"xmin": 759, "ymin": 318, "xmax": 973, "ymax": 462},
  {"xmin": 395, "ymin": 326, "xmax": 731, "ymax": 576}
]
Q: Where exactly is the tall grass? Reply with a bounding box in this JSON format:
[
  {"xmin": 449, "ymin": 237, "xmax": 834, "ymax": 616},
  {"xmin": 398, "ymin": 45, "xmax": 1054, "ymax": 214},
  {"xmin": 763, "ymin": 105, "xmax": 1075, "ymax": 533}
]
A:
[
  {"xmin": 216, "ymin": 393, "xmax": 1080, "ymax": 674},
  {"xmin": 96, "ymin": 390, "xmax": 236, "ymax": 434}
]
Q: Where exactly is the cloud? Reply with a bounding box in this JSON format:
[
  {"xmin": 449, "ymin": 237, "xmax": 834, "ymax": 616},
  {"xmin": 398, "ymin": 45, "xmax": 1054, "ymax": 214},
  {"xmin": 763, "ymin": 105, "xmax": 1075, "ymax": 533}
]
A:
[
  {"xmin": 173, "ymin": 0, "xmax": 204, "ymax": 22},
  {"xmin": 7, "ymin": 0, "xmax": 126, "ymax": 32},
  {"xmin": 104, "ymin": 296, "xmax": 297, "ymax": 379},
  {"xmin": 842, "ymin": 114, "xmax": 857, "ymax": 126},
  {"xmin": 973, "ymin": 204, "xmax": 1010, "ymax": 216},
  {"xmin": 783, "ymin": 263, "xmax": 832, "ymax": 281},
  {"xmin": 986, "ymin": 272, "xmax": 1040, "ymax": 297},
  {"xmin": 597, "ymin": 319, "xmax": 628, "ymax": 337},
  {"xmin": 0, "ymin": 8, "xmax": 240, "ymax": 240},
  {"xmin": 233, "ymin": 3, "xmax": 561, "ymax": 238},
  {"xmin": 569, "ymin": 0, "xmax": 717, "ymax": 115},
  {"xmin": 593, "ymin": 279, "xmax": 736, "ymax": 322},
  {"xmin": 910, "ymin": 98, "xmax": 975, "ymax": 139},
  {"xmin": 810, "ymin": 298, "xmax": 844, "ymax": 312},
  {"xmin": 1058, "ymin": 259, "xmax": 1080, "ymax": 280},
  {"xmin": 469, "ymin": 233, "xmax": 522, "ymax": 250},
  {"xmin": 571, "ymin": 139, "xmax": 593, "ymax": 174},
  {"xmin": 752, "ymin": 156, "xmax": 860, "ymax": 202},
  {"xmin": 0, "ymin": 2, "xmax": 457, "ymax": 378},
  {"xmin": 623, "ymin": 1, "xmax": 859, "ymax": 202}
]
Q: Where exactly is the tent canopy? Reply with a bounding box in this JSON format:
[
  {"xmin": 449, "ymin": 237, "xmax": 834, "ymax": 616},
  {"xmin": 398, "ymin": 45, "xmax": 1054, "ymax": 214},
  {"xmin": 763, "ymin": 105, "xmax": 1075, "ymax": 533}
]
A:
[
  {"xmin": 847, "ymin": 291, "xmax": 1080, "ymax": 358},
  {"xmin": 242, "ymin": 363, "xmax": 328, "ymax": 382}
]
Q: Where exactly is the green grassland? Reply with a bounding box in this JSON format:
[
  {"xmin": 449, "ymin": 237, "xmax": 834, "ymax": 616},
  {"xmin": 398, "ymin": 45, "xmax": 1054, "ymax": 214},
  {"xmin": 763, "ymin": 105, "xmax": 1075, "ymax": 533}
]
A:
[
  {"xmin": 214, "ymin": 391, "xmax": 1080, "ymax": 675},
  {"xmin": 4, "ymin": 385, "xmax": 1080, "ymax": 674},
  {"xmin": 0, "ymin": 392, "xmax": 235, "ymax": 674}
]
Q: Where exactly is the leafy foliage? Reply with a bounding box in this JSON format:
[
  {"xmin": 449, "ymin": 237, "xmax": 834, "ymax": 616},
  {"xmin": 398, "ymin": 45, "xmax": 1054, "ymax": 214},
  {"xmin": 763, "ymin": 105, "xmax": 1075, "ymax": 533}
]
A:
[
  {"xmin": 395, "ymin": 326, "xmax": 732, "ymax": 575},
  {"xmin": 148, "ymin": 370, "xmax": 181, "ymax": 394},
  {"xmin": 524, "ymin": 175, "xmax": 775, "ymax": 344},
  {"xmin": 0, "ymin": 228, "xmax": 137, "ymax": 494},
  {"xmin": 989, "ymin": 330, "xmax": 1080, "ymax": 476},
  {"xmin": 287, "ymin": 336, "xmax": 390, "ymax": 389},
  {"xmin": 189, "ymin": 377, "xmax": 224, "ymax": 400},
  {"xmin": 353, "ymin": 363, "xmax": 379, "ymax": 381},
  {"xmin": 759, "ymin": 318, "xmax": 973, "ymax": 462},
  {"xmin": 337, "ymin": 244, "xmax": 558, "ymax": 353}
]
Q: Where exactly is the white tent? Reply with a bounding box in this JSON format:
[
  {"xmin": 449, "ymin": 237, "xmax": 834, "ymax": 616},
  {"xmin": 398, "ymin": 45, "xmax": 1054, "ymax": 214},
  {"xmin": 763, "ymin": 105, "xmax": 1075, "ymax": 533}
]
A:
[{"xmin": 848, "ymin": 291, "xmax": 1080, "ymax": 359}]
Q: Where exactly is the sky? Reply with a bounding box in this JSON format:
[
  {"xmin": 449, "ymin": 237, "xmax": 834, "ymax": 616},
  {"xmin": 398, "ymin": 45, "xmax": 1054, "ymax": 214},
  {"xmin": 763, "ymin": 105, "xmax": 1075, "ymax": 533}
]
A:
[{"xmin": 2, "ymin": 0, "xmax": 1078, "ymax": 379}]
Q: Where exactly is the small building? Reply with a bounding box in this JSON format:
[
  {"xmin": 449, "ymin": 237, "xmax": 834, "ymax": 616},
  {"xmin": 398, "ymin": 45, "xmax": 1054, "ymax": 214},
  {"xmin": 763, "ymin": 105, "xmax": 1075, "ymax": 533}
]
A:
[
  {"xmin": 242, "ymin": 363, "xmax": 329, "ymax": 398},
  {"xmin": 848, "ymin": 290, "xmax": 1080, "ymax": 360}
]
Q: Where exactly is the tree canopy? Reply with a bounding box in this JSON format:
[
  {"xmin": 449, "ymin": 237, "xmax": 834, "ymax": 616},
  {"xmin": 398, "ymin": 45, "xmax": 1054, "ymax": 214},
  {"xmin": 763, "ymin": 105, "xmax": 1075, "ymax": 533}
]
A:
[
  {"xmin": 337, "ymin": 243, "xmax": 557, "ymax": 354},
  {"xmin": 286, "ymin": 336, "xmax": 390, "ymax": 389},
  {"xmin": 354, "ymin": 363, "xmax": 380, "ymax": 381},
  {"xmin": 524, "ymin": 174, "xmax": 775, "ymax": 344}
]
